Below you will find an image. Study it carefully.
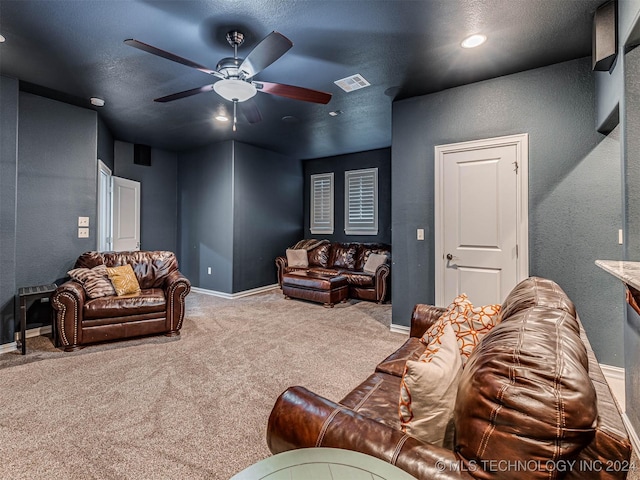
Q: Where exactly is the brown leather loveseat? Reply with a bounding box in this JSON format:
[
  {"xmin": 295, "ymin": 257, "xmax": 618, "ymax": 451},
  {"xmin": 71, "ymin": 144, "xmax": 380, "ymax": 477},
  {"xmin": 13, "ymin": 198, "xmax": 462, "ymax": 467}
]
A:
[
  {"xmin": 52, "ymin": 250, "xmax": 190, "ymax": 351},
  {"xmin": 276, "ymin": 240, "xmax": 391, "ymax": 303},
  {"xmin": 267, "ymin": 277, "xmax": 632, "ymax": 479}
]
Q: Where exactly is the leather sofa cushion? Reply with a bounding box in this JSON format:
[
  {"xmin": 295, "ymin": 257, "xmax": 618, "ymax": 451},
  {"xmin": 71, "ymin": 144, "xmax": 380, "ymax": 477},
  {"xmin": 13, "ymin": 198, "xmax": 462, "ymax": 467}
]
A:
[
  {"xmin": 376, "ymin": 337, "xmax": 425, "ymax": 377},
  {"xmin": 75, "ymin": 250, "xmax": 179, "ymax": 290},
  {"xmin": 307, "ymin": 243, "xmax": 331, "ymax": 267},
  {"xmin": 455, "ymin": 304, "xmax": 597, "ymax": 478},
  {"xmin": 83, "ymin": 288, "xmax": 166, "ymax": 319},
  {"xmin": 338, "ymin": 271, "xmax": 375, "ymax": 287},
  {"xmin": 499, "ymin": 276, "xmax": 577, "ymax": 322},
  {"xmin": 329, "ymin": 243, "xmax": 358, "ymax": 269},
  {"xmin": 339, "ymin": 372, "xmax": 402, "ymax": 430}
]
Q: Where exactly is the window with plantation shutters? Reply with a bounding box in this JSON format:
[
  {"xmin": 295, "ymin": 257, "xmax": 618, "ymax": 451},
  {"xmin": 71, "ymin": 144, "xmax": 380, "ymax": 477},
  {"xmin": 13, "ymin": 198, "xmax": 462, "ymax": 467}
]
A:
[
  {"xmin": 345, "ymin": 168, "xmax": 378, "ymax": 235},
  {"xmin": 310, "ymin": 172, "xmax": 334, "ymax": 234}
]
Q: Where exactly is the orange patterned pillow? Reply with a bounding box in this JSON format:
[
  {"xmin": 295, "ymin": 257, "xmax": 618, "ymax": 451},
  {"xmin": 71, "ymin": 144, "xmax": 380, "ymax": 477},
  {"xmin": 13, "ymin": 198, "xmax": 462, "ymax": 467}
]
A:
[
  {"xmin": 106, "ymin": 264, "xmax": 141, "ymax": 296},
  {"xmin": 421, "ymin": 293, "xmax": 501, "ymax": 366},
  {"xmin": 399, "ymin": 322, "xmax": 462, "ymax": 447}
]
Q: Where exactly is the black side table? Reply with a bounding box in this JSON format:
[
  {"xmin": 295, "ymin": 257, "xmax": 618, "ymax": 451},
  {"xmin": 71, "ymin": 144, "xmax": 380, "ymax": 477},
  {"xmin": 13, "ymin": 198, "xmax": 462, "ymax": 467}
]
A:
[{"xmin": 15, "ymin": 283, "xmax": 57, "ymax": 355}]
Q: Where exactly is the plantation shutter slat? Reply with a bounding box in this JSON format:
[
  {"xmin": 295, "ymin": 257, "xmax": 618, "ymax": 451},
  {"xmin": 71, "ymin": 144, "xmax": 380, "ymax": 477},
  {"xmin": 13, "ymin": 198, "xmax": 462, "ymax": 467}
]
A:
[
  {"xmin": 311, "ymin": 173, "xmax": 334, "ymax": 234},
  {"xmin": 345, "ymin": 168, "xmax": 378, "ymax": 235}
]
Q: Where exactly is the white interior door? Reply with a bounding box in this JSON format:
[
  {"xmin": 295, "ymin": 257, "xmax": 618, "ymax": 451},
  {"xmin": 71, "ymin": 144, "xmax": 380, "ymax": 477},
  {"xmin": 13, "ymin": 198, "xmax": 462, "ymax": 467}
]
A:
[
  {"xmin": 112, "ymin": 176, "xmax": 141, "ymax": 251},
  {"xmin": 435, "ymin": 134, "xmax": 528, "ymax": 306}
]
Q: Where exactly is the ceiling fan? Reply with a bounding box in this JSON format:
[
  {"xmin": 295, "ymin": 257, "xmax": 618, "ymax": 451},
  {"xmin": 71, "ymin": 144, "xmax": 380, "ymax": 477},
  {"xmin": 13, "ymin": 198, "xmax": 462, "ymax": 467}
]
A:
[{"xmin": 124, "ymin": 31, "xmax": 332, "ymax": 130}]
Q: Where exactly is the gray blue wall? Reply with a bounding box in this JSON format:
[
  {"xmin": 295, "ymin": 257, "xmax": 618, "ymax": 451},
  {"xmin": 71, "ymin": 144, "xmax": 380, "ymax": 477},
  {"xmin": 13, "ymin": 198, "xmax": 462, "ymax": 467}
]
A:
[
  {"xmin": 303, "ymin": 148, "xmax": 391, "ymax": 245},
  {"xmin": 114, "ymin": 141, "xmax": 178, "ymax": 253},
  {"xmin": 0, "ymin": 76, "xmax": 19, "ymax": 344},
  {"xmin": 16, "ymin": 92, "xmax": 98, "ymax": 288},
  {"xmin": 177, "ymin": 140, "xmax": 303, "ymax": 294},
  {"xmin": 233, "ymin": 142, "xmax": 303, "ymax": 292},
  {"xmin": 178, "ymin": 141, "xmax": 234, "ymax": 293},
  {"xmin": 623, "ymin": 40, "xmax": 640, "ymax": 439},
  {"xmin": 392, "ymin": 57, "xmax": 624, "ymax": 368}
]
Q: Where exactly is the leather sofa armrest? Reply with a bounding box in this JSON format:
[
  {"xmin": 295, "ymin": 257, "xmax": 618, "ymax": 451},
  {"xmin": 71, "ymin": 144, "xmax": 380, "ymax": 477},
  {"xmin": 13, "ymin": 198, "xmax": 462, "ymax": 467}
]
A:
[
  {"xmin": 51, "ymin": 281, "xmax": 86, "ymax": 350},
  {"xmin": 409, "ymin": 304, "xmax": 448, "ymax": 338},
  {"xmin": 163, "ymin": 270, "xmax": 191, "ymax": 334},
  {"xmin": 267, "ymin": 386, "xmax": 472, "ymax": 480},
  {"xmin": 275, "ymin": 256, "xmax": 288, "ymax": 286},
  {"xmin": 374, "ymin": 263, "xmax": 391, "ymax": 303}
]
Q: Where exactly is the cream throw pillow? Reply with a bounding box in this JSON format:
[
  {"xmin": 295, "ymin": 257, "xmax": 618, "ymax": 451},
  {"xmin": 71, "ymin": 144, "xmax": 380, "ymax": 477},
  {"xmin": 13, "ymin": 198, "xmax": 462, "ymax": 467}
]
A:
[
  {"xmin": 67, "ymin": 264, "xmax": 116, "ymax": 299},
  {"xmin": 362, "ymin": 253, "xmax": 387, "ymax": 274},
  {"xmin": 286, "ymin": 248, "xmax": 309, "ymax": 268},
  {"xmin": 106, "ymin": 264, "xmax": 141, "ymax": 296},
  {"xmin": 399, "ymin": 322, "xmax": 462, "ymax": 447}
]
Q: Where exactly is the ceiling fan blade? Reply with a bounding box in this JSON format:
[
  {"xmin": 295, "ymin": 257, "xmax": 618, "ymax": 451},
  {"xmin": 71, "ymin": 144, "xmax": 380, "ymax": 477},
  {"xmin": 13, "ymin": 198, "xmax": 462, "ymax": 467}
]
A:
[
  {"xmin": 241, "ymin": 98, "xmax": 262, "ymax": 124},
  {"xmin": 239, "ymin": 31, "xmax": 293, "ymax": 80},
  {"xmin": 254, "ymin": 81, "xmax": 332, "ymax": 104},
  {"xmin": 124, "ymin": 39, "xmax": 223, "ymax": 78},
  {"xmin": 154, "ymin": 84, "xmax": 216, "ymax": 103}
]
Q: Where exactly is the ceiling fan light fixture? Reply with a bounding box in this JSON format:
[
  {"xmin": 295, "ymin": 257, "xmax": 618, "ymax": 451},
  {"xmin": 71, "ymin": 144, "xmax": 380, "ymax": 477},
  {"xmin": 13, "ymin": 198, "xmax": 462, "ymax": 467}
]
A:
[
  {"xmin": 213, "ymin": 79, "xmax": 257, "ymax": 102},
  {"xmin": 461, "ymin": 34, "xmax": 487, "ymax": 49}
]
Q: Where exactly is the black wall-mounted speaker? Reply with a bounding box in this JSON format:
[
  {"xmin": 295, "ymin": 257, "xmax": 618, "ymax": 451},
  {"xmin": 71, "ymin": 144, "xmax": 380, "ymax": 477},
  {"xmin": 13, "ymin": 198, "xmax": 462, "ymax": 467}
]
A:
[
  {"xmin": 592, "ymin": 0, "xmax": 618, "ymax": 72},
  {"xmin": 133, "ymin": 143, "xmax": 151, "ymax": 166}
]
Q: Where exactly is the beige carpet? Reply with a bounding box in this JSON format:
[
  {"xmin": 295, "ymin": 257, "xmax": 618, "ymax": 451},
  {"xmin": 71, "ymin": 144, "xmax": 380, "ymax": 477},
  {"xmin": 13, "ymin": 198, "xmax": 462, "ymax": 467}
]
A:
[
  {"xmin": 2, "ymin": 290, "xmax": 638, "ymax": 479},
  {"xmin": 0, "ymin": 290, "xmax": 403, "ymax": 479}
]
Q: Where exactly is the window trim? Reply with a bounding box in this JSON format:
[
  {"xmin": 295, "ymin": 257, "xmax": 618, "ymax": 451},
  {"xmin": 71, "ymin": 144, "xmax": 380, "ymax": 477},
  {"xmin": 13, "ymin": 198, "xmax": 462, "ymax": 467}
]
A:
[
  {"xmin": 344, "ymin": 167, "xmax": 378, "ymax": 235},
  {"xmin": 310, "ymin": 172, "xmax": 334, "ymax": 234}
]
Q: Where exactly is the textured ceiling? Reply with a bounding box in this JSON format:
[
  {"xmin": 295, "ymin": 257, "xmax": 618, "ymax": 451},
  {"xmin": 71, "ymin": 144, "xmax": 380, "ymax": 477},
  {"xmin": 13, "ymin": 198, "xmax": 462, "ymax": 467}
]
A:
[{"xmin": 0, "ymin": 0, "xmax": 602, "ymax": 159}]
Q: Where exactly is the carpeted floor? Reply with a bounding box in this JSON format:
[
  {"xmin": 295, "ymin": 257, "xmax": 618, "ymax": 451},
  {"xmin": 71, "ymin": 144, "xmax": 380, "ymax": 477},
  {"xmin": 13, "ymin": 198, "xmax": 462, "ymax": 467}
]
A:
[
  {"xmin": 1, "ymin": 290, "xmax": 638, "ymax": 479},
  {"xmin": 0, "ymin": 290, "xmax": 403, "ymax": 479}
]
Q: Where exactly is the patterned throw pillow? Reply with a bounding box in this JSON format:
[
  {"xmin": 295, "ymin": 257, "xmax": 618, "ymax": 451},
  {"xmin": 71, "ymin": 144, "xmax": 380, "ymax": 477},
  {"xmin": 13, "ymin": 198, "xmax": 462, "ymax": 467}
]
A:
[
  {"xmin": 399, "ymin": 322, "xmax": 462, "ymax": 447},
  {"xmin": 67, "ymin": 264, "xmax": 116, "ymax": 299},
  {"xmin": 106, "ymin": 264, "xmax": 141, "ymax": 296},
  {"xmin": 421, "ymin": 293, "xmax": 501, "ymax": 366}
]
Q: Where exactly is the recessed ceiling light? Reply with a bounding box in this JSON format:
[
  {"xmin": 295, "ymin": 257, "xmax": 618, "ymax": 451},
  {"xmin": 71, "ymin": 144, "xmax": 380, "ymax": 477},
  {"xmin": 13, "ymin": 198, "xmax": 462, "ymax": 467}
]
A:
[
  {"xmin": 215, "ymin": 115, "xmax": 229, "ymax": 122},
  {"xmin": 461, "ymin": 34, "xmax": 487, "ymax": 49},
  {"xmin": 90, "ymin": 97, "xmax": 105, "ymax": 107},
  {"xmin": 0, "ymin": 34, "xmax": 6, "ymax": 43},
  {"xmin": 329, "ymin": 110, "xmax": 343, "ymax": 117}
]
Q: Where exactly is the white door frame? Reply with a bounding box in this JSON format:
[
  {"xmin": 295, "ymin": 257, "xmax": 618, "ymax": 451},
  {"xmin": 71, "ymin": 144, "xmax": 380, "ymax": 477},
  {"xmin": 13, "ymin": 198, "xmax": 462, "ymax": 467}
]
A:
[
  {"xmin": 434, "ymin": 133, "xmax": 529, "ymax": 306},
  {"xmin": 97, "ymin": 160, "xmax": 112, "ymax": 251}
]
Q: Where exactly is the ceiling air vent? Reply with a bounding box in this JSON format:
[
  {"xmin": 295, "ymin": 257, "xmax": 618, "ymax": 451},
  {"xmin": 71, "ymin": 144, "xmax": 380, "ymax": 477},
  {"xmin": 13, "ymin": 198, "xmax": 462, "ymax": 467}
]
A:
[{"xmin": 334, "ymin": 74, "xmax": 370, "ymax": 92}]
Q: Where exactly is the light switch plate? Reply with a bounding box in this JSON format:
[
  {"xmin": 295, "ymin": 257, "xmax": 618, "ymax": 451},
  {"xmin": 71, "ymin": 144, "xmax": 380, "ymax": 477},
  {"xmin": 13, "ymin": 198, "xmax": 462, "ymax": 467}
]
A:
[
  {"xmin": 78, "ymin": 216, "xmax": 89, "ymax": 227},
  {"xmin": 78, "ymin": 227, "xmax": 89, "ymax": 238},
  {"xmin": 417, "ymin": 228, "xmax": 425, "ymax": 241}
]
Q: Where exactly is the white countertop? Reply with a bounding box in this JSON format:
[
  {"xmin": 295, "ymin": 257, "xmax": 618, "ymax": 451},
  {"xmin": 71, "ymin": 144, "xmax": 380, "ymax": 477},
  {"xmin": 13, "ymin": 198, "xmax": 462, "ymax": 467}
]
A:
[{"xmin": 595, "ymin": 260, "xmax": 640, "ymax": 291}]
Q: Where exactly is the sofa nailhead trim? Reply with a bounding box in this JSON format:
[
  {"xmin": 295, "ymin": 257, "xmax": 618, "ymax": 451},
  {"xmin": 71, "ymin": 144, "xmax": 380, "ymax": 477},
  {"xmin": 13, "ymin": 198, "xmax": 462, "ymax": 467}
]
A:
[{"xmin": 52, "ymin": 292, "xmax": 78, "ymax": 346}]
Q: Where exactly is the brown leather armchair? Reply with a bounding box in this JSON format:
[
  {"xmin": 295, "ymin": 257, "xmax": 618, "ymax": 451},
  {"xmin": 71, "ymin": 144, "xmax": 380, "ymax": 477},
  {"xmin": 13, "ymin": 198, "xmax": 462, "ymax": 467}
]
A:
[{"xmin": 52, "ymin": 250, "xmax": 190, "ymax": 351}]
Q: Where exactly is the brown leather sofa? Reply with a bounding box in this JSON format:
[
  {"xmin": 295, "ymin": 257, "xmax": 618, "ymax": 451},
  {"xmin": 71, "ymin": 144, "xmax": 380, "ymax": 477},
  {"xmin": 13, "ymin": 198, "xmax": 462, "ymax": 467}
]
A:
[
  {"xmin": 267, "ymin": 277, "xmax": 632, "ymax": 479},
  {"xmin": 52, "ymin": 250, "xmax": 190, "ymax": 351},
  {"xmin": 276, "ymin": 241, "xmax": 391, "ymax": 303}
]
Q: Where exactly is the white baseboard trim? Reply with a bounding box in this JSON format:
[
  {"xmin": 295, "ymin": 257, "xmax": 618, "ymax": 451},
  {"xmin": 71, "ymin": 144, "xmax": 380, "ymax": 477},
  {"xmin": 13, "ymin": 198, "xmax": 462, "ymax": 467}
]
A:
[
  {"xmin": 600, "ymin": 363, "xmax": 625, "ymax": 412},
  {"xmin": 191, "ymin": 284, "xmax": 279, "ymax": 300},
  {"xmin": 390, "ymin": 323, "xmax": 410, "ymax": 335},
  {"xmin": 0, "ymin": 325, "xmax": 54, "ymax": 355},
  {"xmin": 622, "ymin": 413, "xmax": 640, "ymax": 454},
  {"xmin": 0, "ymin": 341, "xmax": 18, "ymax": 355}
]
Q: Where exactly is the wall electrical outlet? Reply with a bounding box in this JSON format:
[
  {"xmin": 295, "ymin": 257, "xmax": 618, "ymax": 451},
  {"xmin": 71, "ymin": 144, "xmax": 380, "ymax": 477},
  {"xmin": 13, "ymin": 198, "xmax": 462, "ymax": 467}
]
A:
[
  {"xmin": 417, "ymin": 228, "xmax": 425, "ymax": 241},
  {"xmin": 78, "ymin": 227, "xmax": 89, "ymax": 238},
  {"xmin": 619, "ymin": 229, "xmax": 624, "ymax": 245},
  {"xmin": 207, "ymin": 267, "xmax": 212, "ymax": 275},
  {"xmin": 78, "ymin": 216, "xmax": 89, "ymax": 227}
]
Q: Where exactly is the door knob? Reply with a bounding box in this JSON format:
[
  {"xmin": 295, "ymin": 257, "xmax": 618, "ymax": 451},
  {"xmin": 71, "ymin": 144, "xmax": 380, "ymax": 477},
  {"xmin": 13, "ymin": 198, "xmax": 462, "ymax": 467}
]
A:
[{"xmin": 446, "ymin": 253, "xmax": 453, "ymax": 260}]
